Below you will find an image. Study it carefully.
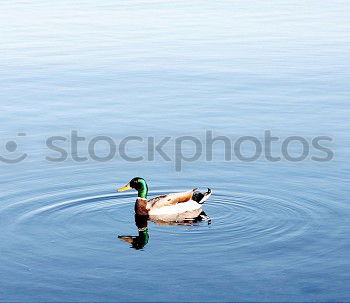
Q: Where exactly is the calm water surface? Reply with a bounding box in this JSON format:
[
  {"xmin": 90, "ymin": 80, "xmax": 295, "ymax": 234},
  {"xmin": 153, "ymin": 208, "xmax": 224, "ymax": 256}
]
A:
[{"xmin": 1, "ymin": 0, "xmax": 350, "ymax": 301}]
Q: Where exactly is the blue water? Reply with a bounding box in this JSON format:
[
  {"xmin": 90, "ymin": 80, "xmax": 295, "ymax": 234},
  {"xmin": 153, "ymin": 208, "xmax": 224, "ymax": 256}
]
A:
[{"xmin": 1, "ymin": 0, "xmax": 350, "ymax": 301}]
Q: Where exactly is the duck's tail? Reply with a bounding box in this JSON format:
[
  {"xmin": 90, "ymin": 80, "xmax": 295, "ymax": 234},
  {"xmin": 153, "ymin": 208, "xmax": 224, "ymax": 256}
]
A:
[{"xmin": 192, "ymin": 188, "xmax": 212, "ymax": 204}]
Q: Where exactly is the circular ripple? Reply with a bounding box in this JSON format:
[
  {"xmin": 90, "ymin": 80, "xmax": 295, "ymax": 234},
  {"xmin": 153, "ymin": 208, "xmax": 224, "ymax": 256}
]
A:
[
  {"xmin": 205, "ymin": 191, "xmax": 314, "ymax": 244},
  {"xmin": 148, "ymin": 189, "xmax": 315, "ymax": 245},
  {"xmin": 1, "ymin": 186, "xmax": 333, "ymax": 252}
]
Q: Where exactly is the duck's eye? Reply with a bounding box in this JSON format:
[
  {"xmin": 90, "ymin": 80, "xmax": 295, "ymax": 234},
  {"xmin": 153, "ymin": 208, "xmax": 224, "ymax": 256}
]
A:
[{"xmin": 130, "ymin": 179, "xmax": 138, "ymax": 188}]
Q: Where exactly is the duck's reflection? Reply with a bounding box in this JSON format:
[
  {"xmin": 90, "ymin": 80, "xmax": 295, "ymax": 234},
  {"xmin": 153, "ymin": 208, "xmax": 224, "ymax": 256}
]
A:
[
  {"xmin": 118, "ymin": 211, "xmax": 211, "ymax": 250},
  {"xmin": 118, "ymin": 215, "xmax": 149, "ymax": 250}
]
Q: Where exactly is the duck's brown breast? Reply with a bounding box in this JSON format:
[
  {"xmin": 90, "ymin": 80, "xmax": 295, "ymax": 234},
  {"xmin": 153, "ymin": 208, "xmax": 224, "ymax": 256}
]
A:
[{"xmin": 135, "ymin": 198, "xmax": 149, "ymax": 216}]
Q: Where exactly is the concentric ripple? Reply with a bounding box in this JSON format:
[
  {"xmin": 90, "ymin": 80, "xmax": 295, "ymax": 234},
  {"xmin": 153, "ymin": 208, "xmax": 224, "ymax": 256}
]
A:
[
  {"xmin": 149, "ymin": 189, "xmax": 315, "ymax": 246},
  {"xmin": 0, "ymin": 184, "xmax": 344, "ymax": 257},
  {"xmin": 1, "ymin": 176, "xmax": 349, "ymax": 302},
  {"xmin": 206, "ymin": 191, "xmax": 314, "ymax": 243}
]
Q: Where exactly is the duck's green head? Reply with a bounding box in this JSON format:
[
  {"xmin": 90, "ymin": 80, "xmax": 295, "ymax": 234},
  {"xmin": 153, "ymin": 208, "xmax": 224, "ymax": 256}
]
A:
[{"xmin": 117, "ymin": 177, "xmax": 148, "ymax": 199}]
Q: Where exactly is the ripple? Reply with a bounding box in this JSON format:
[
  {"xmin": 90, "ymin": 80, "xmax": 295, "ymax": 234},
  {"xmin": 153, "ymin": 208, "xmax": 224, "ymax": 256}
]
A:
[
  {"xmin": 0, "ymin": 184, "xmax": 341, "ymax": 256},
  {"xmin": 149, "ymin": 190, "xmax": 313, "ymax": 245},
  {"xmin": 17, "ymin": 193, "xmax": 130, "ymax": 222}
]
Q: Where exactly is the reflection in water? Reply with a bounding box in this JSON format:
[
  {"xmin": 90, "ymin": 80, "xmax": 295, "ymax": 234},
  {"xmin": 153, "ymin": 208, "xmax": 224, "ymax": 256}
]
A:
[
  {"xmin": 118, "ymin": 215, "xmax": 149, "ymax": 250},
  {"xmin": 118, "ymin": 211, "xmax": 211, "ymax": 250}
]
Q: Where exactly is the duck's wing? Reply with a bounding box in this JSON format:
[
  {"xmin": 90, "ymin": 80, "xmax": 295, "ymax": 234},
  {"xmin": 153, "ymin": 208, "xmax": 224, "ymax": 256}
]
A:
[{"xmin": 147, "ymin": 189, "xmax": 197, "ymax": 210}]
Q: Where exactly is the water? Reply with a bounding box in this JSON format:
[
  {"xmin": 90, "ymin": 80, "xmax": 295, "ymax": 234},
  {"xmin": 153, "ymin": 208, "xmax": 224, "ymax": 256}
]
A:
[{"xmin": 1, "ymin": 0, "xmax": 350, "ymax": 301}]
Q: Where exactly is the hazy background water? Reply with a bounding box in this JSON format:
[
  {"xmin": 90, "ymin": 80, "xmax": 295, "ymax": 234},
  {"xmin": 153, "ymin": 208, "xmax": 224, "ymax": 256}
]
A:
[{"xmin": 1, "ymin": 0, "xmax": 350, "ymax": 301}]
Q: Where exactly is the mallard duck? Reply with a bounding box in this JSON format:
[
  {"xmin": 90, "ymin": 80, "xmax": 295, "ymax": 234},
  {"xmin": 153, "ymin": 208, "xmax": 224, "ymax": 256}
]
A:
[{"xmin": 117, "ymin": 177, "xmax": 211, "ymax": 216}]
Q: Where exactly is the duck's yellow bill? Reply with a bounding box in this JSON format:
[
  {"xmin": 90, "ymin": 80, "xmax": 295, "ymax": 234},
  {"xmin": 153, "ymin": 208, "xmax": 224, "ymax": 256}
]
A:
[{"xmin": 117, "ymin": 184, "xmax": 132, "ymax": 192}]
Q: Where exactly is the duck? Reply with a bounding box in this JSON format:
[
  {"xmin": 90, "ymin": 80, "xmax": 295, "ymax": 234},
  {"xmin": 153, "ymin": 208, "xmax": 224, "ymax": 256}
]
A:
[{"xmin": 117, "ymin": 177, "xmax": 212, "ymax": 217}]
